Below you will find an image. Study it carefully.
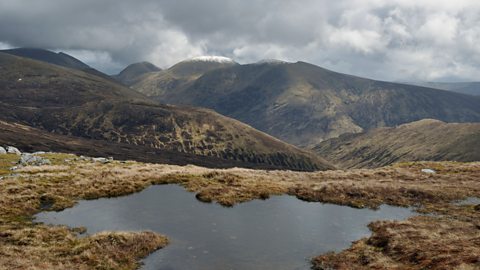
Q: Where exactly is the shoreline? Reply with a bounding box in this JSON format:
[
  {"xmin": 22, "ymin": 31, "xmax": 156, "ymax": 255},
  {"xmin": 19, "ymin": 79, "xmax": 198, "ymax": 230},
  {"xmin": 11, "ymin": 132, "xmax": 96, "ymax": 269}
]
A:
[{"xmin": 1, "ymin": 153, "xmax": 479, "ymax": 269}]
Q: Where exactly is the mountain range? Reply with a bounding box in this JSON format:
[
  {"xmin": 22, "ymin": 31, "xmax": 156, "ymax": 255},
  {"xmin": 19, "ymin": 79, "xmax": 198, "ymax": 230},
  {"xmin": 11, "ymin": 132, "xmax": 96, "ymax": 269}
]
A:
[
  {"xmin": 0, "ymin": 51, "xmax": 332, "ymax": 171},
  {"xmin": 2, "ymin": 47, "xmax": 480, "ymax": 169},
  {"xmin": 131, "ymin": 59, "xmax": 480, "ymax": 147}
]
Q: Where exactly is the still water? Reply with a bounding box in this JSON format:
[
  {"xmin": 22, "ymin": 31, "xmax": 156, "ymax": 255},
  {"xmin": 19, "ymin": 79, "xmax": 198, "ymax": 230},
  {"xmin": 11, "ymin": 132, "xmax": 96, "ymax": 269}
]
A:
[{"xmin": 36, "ymin": 185, "xmax": 414, "ymax": 270}]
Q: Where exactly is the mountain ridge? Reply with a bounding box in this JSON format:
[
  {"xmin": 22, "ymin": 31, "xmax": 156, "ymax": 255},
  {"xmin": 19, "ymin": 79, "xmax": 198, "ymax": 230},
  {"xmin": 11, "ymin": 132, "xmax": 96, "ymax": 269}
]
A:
[
  {"xmin": 132, "ymin": 60, "xmax": 480, "ymax": 147},
  {"xmin": 403, "ymin": 81, "xmax": 480, "ymax": 96}
]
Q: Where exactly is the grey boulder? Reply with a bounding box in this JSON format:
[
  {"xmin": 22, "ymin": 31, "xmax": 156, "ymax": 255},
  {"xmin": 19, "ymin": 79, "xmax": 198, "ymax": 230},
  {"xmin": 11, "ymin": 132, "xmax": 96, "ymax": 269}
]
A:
[
  {"xmin": 19, "ymin": 153, "xmax": 51, "ymax": 166},
  {"xmin": 6, "ymin": 146, "xmax": 21, "ymax": 155}
]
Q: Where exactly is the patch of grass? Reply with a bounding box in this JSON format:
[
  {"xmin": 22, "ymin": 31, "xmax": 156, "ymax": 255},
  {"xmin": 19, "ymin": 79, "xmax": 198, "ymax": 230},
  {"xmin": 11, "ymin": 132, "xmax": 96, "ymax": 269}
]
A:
[{"xmin": 0, "ymin": 154, "xmax": 20, "ymax": 175}]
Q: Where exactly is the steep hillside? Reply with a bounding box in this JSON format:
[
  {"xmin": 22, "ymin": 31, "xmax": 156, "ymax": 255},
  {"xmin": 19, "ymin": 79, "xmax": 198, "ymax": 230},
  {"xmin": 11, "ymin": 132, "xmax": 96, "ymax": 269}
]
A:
[
  {"xmin": 114, "ymin": 61, "xmax": 161, "ymax": 86},
  {"xmin": 0, "ymin": 52, "xmax": 332, "ymax": 171},
  {"xmin": 132, "ymin": 56, "xmax": 238, "ymax": 97},
  {"xmin": 404, "ymin": 81, "xmax": 480, "ymax": 96},
  {"xmin": 1, "ymin": 47, "xmax": 114, "ymax": 81},
  {"xmin": 134, "ymin": 60, "xmax": 480, "ymax": 147},
  {"xmin": 313, "ymin": 119, "xmax": 480, "ymax": 168}
]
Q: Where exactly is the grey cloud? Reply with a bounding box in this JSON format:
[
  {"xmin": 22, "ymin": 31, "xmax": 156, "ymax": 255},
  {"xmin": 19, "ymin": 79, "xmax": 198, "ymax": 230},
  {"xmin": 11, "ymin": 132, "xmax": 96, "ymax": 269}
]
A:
[{"xmin": 0, "ymin": 0, "xmax": 479, "ymax": 81}]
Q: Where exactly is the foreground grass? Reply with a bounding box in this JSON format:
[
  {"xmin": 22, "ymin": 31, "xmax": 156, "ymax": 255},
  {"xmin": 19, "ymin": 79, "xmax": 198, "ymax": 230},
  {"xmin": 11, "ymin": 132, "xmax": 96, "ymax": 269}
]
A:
[{"xmin": 0, "ymin": 153, "xmax": 479, "ymax": 269}]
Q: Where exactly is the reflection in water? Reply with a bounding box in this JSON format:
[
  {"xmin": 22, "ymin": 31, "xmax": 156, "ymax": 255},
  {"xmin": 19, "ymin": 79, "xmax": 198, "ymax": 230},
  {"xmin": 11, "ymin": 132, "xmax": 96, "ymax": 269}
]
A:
[{"xmin": 36, "ymin": 185, "xmax": 414, "ymax": 270}]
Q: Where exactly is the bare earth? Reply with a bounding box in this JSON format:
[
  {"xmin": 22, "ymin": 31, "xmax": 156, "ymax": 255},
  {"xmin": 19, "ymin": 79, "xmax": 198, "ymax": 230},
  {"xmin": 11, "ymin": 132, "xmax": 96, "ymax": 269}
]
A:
[{"xmin": 0, "ymin": 153, "xmax": 479, "ymax": 269}]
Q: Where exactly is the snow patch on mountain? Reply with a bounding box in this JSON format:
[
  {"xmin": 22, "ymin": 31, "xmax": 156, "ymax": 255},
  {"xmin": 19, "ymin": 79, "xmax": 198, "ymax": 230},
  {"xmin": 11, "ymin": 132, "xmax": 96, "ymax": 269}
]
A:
[
  {"xmin": 255, "ymin": 59, "xmax": 289, "ymax": 64},
  {"xmin": 187, "ymin": 56, "xmax": 236, "ymax": 64}
]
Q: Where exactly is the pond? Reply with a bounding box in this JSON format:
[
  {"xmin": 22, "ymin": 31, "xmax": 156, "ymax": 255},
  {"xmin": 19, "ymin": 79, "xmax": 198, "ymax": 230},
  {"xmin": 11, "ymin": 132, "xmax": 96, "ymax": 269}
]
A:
[{"xmin": 35, "ymin": 185, "xmax": 415, "ymax": 270}]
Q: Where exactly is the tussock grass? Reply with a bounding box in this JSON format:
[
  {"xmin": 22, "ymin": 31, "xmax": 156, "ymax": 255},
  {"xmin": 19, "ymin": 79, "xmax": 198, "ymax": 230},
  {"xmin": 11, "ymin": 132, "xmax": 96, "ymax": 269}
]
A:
[{"xmin": 0, "ymin": 154, "xmax": 479, "ymax": 269}]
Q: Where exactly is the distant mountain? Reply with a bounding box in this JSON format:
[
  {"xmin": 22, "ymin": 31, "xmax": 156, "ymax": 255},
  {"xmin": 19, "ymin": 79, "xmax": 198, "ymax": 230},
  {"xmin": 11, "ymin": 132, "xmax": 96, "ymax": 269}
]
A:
[
  {"xmin": 0, "ymin": 52, "xmax": 332, "ymax": 171},
  {"xmin": 313, "ymin": 119, "xmax": 480, "ymax": 168},
  {"xmin": 114, "ymin": 61, "xmax": 161, "ymax": 86},
  {"xmin": 0, "ymin": 47, "xmax": 115, "ymax": 82},
  {"xmin": 403, "ymin": 81, "xmax": 480, "ymax": 96},
  {"xmin": 132, "ymin": 56, "xmax": 238, "ymax": 97},
  {"xmin": 133, "ymin": 60, "xmax": 480, "ymax": 147}
]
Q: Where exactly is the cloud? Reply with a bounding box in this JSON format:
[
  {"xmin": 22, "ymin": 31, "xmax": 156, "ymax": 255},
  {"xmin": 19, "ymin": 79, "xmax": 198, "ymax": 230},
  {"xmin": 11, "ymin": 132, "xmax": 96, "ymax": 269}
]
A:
[{"xmin": 0, "ymin": 0, "xmax": 479, "ymax": 81}]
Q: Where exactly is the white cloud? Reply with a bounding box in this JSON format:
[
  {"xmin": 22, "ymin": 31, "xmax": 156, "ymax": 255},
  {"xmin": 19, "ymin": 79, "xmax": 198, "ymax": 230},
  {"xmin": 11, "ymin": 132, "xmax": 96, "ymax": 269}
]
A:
[
  {"xmin": 1, "ymin": 0, "xmax": 480, "ymax": 81},
  {"xmin": 0, "ymin": 41, "xmax": 12, "ymax": 50}
]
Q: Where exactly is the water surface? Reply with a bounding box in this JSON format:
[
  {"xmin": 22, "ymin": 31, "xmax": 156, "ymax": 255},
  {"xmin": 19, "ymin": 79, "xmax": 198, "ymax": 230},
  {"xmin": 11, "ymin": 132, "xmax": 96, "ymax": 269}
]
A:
[{"xmin": 36, "ymin": 185, "xmax": 414, "ymax": 270}]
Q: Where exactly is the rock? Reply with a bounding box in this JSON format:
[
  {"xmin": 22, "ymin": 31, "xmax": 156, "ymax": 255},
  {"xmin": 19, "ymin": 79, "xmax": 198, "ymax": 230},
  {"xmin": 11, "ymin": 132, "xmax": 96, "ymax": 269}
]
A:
[
  {"xmin": 0, "ymin": 146, "xmax": 6, "ymax": 154},
  {"xmin": 10, "ymin": 166, "xmax": 19, "ymax": 171},
  {"xmin": 33, "ymin": 151, "xmax": 46, "ymax": 155},
  {"xmin": 19, "ymin": 153, "xmax": 51, "ymax": 166},
  {"xmin": 6, "ymin": 146, "xmax": 21, "ymax": 155},
  {"xmin": 421, "ymin": 168, "xmax": 436, "ymax": 174},
  {"xmin": 92, "ymin": 157, "xmax": 110, "ymax": 164},
  {"xmin": 79, "ymin": 155, "xmax": 92, "ymax": 161}
]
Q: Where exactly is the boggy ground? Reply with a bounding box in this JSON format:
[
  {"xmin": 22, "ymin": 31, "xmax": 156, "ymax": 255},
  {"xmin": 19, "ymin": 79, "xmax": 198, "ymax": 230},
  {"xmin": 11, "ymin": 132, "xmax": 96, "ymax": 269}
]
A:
[{"xmin": 0, "ymin": 153, "xmax": 479, "ymax": 269}]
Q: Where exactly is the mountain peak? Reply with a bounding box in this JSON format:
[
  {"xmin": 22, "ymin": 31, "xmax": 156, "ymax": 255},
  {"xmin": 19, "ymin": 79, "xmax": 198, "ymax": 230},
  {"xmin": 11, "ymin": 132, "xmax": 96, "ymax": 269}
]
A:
[{"xmin": 186, "ymin": 56, "xmax": 236, "ymax": 64}]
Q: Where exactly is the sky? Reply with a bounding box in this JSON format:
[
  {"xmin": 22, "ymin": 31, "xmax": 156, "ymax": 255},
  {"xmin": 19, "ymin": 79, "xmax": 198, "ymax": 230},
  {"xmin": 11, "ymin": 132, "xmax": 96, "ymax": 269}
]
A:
[{"xmin": 0, "ymin": 0, "xmax": 479, "ymax": 81}]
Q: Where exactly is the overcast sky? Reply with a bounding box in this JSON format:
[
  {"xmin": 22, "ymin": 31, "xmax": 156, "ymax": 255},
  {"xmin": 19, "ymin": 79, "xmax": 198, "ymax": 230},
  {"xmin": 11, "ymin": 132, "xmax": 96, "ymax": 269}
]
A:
[{"xmin": 0, "ymin": 0, "xmax": 479, "ymax": 81}]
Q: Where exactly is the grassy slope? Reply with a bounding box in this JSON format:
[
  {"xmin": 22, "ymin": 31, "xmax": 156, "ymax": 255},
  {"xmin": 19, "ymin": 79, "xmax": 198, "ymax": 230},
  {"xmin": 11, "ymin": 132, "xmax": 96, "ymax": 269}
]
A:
[
  {"xmin": 314, "ymin": 119, "xmax": 480, "ymax": 169},
  {"xmin": 0, "ymin": 52, "xmax": 331, "ymax": 171},
  {"xmin": 0, "ymin": 153, "xmax": 479, "ymax": 269},
  {"xmin": 134, "ymin": 61, "xmax": 480, "ymax": 147}
]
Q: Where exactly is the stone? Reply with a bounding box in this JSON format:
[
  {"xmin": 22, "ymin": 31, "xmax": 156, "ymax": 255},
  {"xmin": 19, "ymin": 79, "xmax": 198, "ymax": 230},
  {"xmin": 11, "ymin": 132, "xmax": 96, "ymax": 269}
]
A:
[
  {"xmin": 19, "ymin": 153, "xmax": 51, "ymax": 166},
  {"xmin": 92, "ymin": 157, "xmax": 110, "ymax": 164},
  {"xmin": 0, "ymin": 146, "xmax": 6, "ymax": 154},
  {"xmin": 421, "ymin": 168, "xmax": 436, "ymax": 174},
  {"xmin": 6, "ymin": 146, "xmax": 21, "ymax": 155}
]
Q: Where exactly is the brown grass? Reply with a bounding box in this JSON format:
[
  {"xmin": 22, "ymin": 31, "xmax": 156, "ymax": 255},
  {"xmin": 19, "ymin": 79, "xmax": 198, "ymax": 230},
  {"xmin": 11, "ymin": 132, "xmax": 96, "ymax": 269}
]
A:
[{"xmin": 0, "ymin": 154, "xmax": 479, "ymax": 269}]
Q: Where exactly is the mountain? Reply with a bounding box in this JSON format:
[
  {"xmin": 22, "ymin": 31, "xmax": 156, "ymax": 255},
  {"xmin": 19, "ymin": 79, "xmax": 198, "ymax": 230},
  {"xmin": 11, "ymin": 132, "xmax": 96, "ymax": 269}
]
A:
[
  {"xmin": 403, "ymin": 81, "xmax": 480, "ymax": 96},
  {"xmin": 114, "ymin": 61, "xmax": 161, "ymax": 86},
  {"xmin": 0, "ymin": 52, "xmax": 332, "ymax": 171},
  {"xmin": 133, "ymin": 60, "xmax": 480, "ymax": 147},
  {"xmin": 0, "ymin": 47, "xmax": 115, "ymax": 82},
  {"xmin": 132, "ymin": 56, "xmax": 239, "ymax": 97},
  {"xmin": 0, "ymin": 120, "xmax": 306, "ymax": 169},
  {"xmin": 313, "ymin": 119, "xmax": 480, "ymax": 168}
]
